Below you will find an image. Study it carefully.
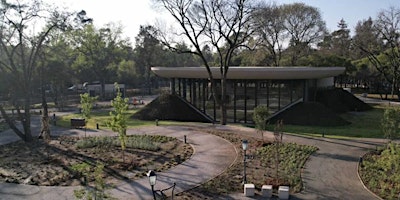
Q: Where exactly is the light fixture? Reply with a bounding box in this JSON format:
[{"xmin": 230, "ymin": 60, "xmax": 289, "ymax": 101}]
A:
[{"xmin": 147, "ymin": 170, "xmax": 157, "ymax": 200}]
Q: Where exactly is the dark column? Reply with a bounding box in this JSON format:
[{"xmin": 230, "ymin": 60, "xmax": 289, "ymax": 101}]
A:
[
  {"xmin": 254, "ymin": 81, "xmax": 258, "ymax": 108},
  {"xmin": 178, "ymin": 78, "xmax": 182, "ymax": 97},
  {"xmin": 290, "ymin": 81, "xmax": 293, "ymax": 103},
  {"xmin": 170, "ymin": 78, "xmax": 175, "ymax": 94},
  {"xmin": 278, "ymin": 82, "xmax": 281, "ymax": 110},
  {"xmin": 182, "ymin": 79, "xmax": 187, "ymax": 100},
  {"xmin": 244, "ymin": 80, "xmax": 247, "ymax": 123},
  {"xmin": 233, "ymin": 80, "xmax": 237, "ymax": 123},
  {"xmin": 303, "ymin": 80, "xmax": 308, "ymax": 102},
  {"xmin": 192, "ymin": 80, "xmax": 196, "ymax": 105},
  {"xmin": 267, "ymin": 81, "xmax": 270, "ymax": 107},
  {"xmin": 202, "ymin": 80, "xmax": 206, "ymax": 113}
]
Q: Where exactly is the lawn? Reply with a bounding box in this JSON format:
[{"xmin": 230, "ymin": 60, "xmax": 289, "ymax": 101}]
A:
[{"xmin": 269, "ymin": 105, "xmax": 387, "ymax": 139}]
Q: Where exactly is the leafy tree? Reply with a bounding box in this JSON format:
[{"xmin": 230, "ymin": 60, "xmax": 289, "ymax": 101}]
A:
[
  {"xmin": 133, "ymin": 25, "xmax": 165, "ymax": 94},
  {"xmin": 381, "ymin": 107, "xmax": 400, "ymax": 141},
  {"xmin": 281, "ymin": 3, "xmax": 327, "ymax": 65},
  {"xmin": 154, "ymin": 0, "xmax": 255, "ymax": 125},
  {"xmin": 355, "ymin": 7, "xmax": 400, "ymax": 98},
  {"xmin": 0, "ymin": 0, "xmax": 73, "ymax": 142},
  {"xmin": 108, "ymin": 83, "xmax": 129, "ymax": 162},
  {"xmin": 80, "ymin": 93, "xmax": 98, "ymax": 128},
  {"xmin": 71, "ymin": 23, "xmax": 130, "ymax": 99},
  {"xmin": 253, "ymin": 105, "xmax": 269, "ymax": 142},
  {"xmin": 351, "ymin": 17, "xmax": 381, "ymax": 60},
  {"xmin": 331, "ymin": 19, "xmax": 351, "ymax": 57}
]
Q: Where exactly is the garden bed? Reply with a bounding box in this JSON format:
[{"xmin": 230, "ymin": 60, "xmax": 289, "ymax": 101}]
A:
[{"xmin": 0, "ymin": 135, "xmax": 193, "ymax": 186}]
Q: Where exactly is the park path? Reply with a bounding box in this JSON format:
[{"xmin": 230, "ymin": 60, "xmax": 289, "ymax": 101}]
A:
[
  {"xmin": 219, "ymin": 125, "xmax": 385, "ymax": 200},
  {"xmin": 0, "ymin": 122, "xmax": 237, "ymax": 200},
  {"xmin": 0, "ymin": 112, "xmax": 388, "ymax": 199}
]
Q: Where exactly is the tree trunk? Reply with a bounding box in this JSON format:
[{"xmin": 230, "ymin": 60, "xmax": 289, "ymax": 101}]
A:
[
  {"xmin": 39, "ymin": 86, "xmax": 51, "ymax": 141},
  {"xmin": 220, "ymin": 77, "xmax": 227, "ymax": 125},
  {"xmin": 22, "ymin": 99, "xmax": 33, "ymax": 142}
]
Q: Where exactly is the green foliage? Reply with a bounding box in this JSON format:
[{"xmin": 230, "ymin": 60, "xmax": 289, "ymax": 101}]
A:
[
  {"xmin": 80, "ymin": 93, "xmax": 98, "ymax": 120},
  {"xmin": 75, "ymin": 135, "xmax": 172, "ymax": 151},
  {"xmin": 257, "ymin": 143, "xmax": 318, "ymax": 192},
  {"xmin": 253, "ymin": 105, "xmax": 269, "ymax": 131},
  {"xmin": 381, "ymin": 107, "xmax": 400, "ymax": 140},
  {"xmin": 273, "ymin": 106, "xmax": 385, "ymax": 139},
  {"xmin": 360, "ymin": 143, "xmax": 400, "ymax": 199},
  {"xmin": 108, "ymin": 83, "xmax": 129, "ymax": 154},
  {"xmin": 73, "ymin": 161, "xmax": 115, "ymax": 200}
]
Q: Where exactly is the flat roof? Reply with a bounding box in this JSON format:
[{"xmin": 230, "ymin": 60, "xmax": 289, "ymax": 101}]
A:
[{"xmin": 151, "ymin": 66, "xmax": 345, "ymax": 80}]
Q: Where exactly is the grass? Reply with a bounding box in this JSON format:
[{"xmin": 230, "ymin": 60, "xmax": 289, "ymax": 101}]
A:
[
  {"xmin": 266, "ymin": 105, "xmax": 387, "ymax": 139},
  {"xmin": 76, "ymin": 135, "xmax": 175, "ymax": 151},
  {"xmin": 359, "ymin": 143, "xmax": 400, "ymax": 199}
]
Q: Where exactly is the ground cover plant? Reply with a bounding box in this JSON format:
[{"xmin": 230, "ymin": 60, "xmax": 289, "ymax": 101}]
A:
[
  {"xmin": 57, "ymin": 110, "xmax": 161, "ymax": 129},
  {"xmin": 359, "ymin": 143, "xmax": 400, "ymax": 199},
  {"xmin": 174, "ymin": 127, "xmax": 317, "ymax": 199},
  {"xmin": 0, "ymin": 134, "xmax": 192, "ymax": 186}
]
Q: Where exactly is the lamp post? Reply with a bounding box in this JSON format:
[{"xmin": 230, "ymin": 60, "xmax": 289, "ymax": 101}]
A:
[
  {"xmin": 242, "ymin": 140, "xmax": 248, "ymax": 184},
  {"xmin": 147, "ymin": 170, "xmax": 157, "ymax": 200}
]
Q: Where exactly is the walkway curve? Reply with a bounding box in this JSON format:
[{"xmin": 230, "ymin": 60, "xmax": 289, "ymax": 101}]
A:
[
  {"xmin": 218, "ymin": 125, "xmax": 386, "ymax": 200},
  {"xmin": 0, "ymin": 124, "xmax": 237, "ymax": 200}
]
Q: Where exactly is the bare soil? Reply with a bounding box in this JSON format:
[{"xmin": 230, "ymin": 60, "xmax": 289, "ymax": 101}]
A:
[{"xmin": 0, "ymin": 136, "xmax": 193, "ymax": 186}]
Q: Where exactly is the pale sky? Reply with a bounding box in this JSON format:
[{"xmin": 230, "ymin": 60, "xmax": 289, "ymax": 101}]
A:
[{"xmin": 45, "ymin": 0, "xmax": 399, "ymax": 43}]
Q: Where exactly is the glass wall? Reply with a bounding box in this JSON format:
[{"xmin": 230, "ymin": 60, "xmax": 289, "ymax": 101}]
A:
[{"xmin": 173, "ymin": 78, "xmax": 305, "ymax": 124}]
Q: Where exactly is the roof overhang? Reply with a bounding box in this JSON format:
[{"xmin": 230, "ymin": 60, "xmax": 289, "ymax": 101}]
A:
[{"xmin": 151, "ymin": 66, "xmax": 346, "ymax": 80}]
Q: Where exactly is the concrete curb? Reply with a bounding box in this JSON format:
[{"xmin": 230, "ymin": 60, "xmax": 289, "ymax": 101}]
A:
[{"xmin": 357, "ymin": 152, "xmax": 384, "ymax": 200}]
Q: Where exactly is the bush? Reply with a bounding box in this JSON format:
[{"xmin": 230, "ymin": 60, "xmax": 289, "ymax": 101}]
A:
[
  {"xmin": 253, "ymin": 105, "xmax": 269, "ymax": 131},
  {"xmin": 360, "ymin": 143, "xmax": 400, "ymax": 199},
  {"xmin": 75, "ymin": 135, "xmax": 175, "ymax": 151}
]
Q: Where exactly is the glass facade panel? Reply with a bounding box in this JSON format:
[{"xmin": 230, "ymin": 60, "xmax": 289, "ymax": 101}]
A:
[{"xmin": 174, "ymin": 78, "xmax": 305, "ymax": 124}]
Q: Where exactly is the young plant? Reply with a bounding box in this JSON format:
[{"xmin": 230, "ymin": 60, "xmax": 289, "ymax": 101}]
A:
[
  {"xmin": 80, "ymin": 93, "xmax": 98, "ymax": 128},
  {"xmin": 73, "ymin": 161, "xmax": 114, "ymax": 200},
  {"xmin": 274, "ymin": 119, "xmax": 284, "ymax": 186},
  {"xmin": 253, "ymin": 105, "xmax": 270, "ymax": 142},
  {"xmin": 107, "ymin": 83, "xmax": 129, "ymax": 162},
  {"xmin": 381, "ymin": 107, "xmax": 400, "ymax": 142}
]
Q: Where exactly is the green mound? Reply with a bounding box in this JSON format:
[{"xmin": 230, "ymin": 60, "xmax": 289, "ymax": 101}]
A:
[
  {"xmin": 132, "ymin": 94, "xmax": 213, "ymax": 123},
  {"xmin": 270, "ymin": 102, "xmax": 351, "ymax": 127},
  {"xmin": 316, "ymin": 88, "xmax": 372, "ymax": 113}
]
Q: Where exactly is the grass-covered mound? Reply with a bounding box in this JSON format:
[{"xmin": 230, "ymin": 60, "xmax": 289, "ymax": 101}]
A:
[
  {"xmin": 131, "ymin": 94, "xmax": 213, "ymax": 123},
  {"xmin": 316, "ymin": 88, "xmax": 372, "ymax": 113},
  {"xmin": 270, "ymin": 102, "xmax": 351, "ymax": 126}
]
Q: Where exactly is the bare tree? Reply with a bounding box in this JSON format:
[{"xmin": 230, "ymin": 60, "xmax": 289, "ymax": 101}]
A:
[
  {"xmin": 0, "ymin": 0, "xmax": 72, "ymax": 142},
  {"xmin": 355, "ymin": 7, "xmax": 400, "ymax": 98},
  {"xmin": 153, "ymin": 0, "xmax": 255, "ymax": 124},
  {"xmin": 281, "ymin": 3, "xmax": 326, "ymax": 65},
  {"xmin": 253, "ymin": 3, "xmax": 286, "ymax": 66}
]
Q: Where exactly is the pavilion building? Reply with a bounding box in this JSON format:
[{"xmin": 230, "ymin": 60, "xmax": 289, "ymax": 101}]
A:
[{"xmin": 151, "ymin": 66, "xmax": 345, "ymax": 123}]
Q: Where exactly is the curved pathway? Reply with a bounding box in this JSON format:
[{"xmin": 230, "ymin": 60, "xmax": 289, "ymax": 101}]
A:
[
  {"xmin": 0, "ymin": 124, "xmax": 237, "ymax": 200},
  {"xmin": 0, "ymin": 115, "xmax": 388, "ymax": 200},
  {"xmin": 217, "ymin": 125, "xmax": 385, "ymax": 200}
]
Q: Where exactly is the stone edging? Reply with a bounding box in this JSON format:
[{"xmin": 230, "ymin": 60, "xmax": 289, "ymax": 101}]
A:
[{"xmin": 356, "ymin": 152, "xmax": 383, "ymax": 200}]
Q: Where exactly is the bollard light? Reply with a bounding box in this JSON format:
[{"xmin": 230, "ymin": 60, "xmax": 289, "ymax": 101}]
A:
[
  {"xmin": 147, "ymin": 170, "xmax": 157, "ymax": 200},
  {"xmin": 242, "ymin": 140, "xmax": 248, "ymax": 184},
  {"xmin": 242, "ymin": 140, "xmax": 248, "ymax": 151}
]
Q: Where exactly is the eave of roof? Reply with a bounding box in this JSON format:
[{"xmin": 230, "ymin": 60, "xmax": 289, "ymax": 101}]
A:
[{"xmin": 151, "ymin": 66, "xmax": 346, "ymax": 80}]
